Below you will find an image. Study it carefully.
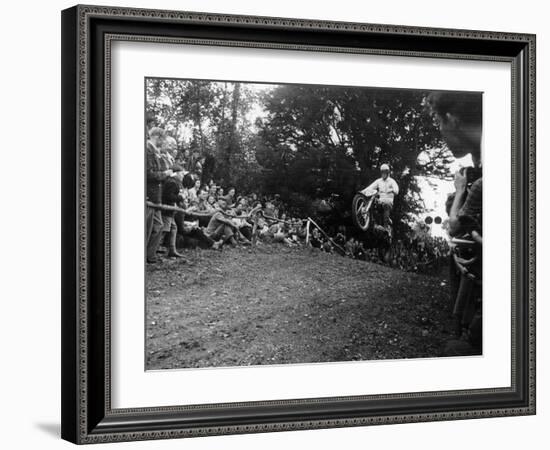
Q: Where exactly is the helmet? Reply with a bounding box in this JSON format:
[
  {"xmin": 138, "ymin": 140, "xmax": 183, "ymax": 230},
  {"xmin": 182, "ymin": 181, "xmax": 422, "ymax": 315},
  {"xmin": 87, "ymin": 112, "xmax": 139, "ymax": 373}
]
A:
[{"xmin": 380, "ymin": 164, "xmax": 390, "ymax": 172}]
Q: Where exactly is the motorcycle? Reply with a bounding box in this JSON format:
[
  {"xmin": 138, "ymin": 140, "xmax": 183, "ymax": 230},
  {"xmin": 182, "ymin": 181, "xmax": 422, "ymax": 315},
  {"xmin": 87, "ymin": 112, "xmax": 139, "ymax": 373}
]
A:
[{"xmin": 351, "ymin": 189, "xmax": 392, "ymax": 240}]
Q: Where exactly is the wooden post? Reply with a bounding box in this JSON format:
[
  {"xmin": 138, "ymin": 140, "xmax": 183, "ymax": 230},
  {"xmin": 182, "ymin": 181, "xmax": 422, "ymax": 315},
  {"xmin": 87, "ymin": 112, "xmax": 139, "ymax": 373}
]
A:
[
  {"xmin": 251, "ymin": 213, "xmax": 259, "ymax": 245},
  {"xmin": 305, "ymin": 219, "xmax": 310, "ymax": 246}
]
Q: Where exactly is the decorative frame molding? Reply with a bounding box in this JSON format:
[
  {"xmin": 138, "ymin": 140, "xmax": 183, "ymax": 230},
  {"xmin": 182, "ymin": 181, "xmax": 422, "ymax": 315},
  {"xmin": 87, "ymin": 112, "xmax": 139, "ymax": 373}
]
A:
[{"xmin": 61, "ymin": 4, "xmax": 536, "ymax": 444}]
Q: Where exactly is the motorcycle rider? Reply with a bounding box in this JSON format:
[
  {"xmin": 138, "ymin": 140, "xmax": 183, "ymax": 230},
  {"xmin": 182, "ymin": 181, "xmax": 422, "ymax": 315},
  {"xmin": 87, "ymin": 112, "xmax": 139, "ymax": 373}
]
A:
[{"xmin": 360, "ymin": 164, "xmax": 399, "ymax": 229}]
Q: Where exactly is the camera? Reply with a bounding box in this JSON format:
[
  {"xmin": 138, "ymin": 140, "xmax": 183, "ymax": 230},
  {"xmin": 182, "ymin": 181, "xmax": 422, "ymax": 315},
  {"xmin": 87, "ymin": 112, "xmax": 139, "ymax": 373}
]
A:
[{"xmin": 460, "ymin": 167, "xmax": 482, "ymax": 188}]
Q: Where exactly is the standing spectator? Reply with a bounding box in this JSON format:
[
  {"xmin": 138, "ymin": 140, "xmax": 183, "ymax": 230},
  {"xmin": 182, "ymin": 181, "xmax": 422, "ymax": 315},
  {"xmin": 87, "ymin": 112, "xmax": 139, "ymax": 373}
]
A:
[
  {"xmin": 158, "ymin": 136, "xmax": 175, "ymax": 172},
  {"xmin": 194, "ymin": 156, "xmax": 206, "ymax": 183},
  {"xmin": 180, "ymin": 149, "xmax": 191, "ymax": 171},
  {"xmin": 161, "ymin": 165, "xmax": 185, "ymax": 258},
  {"xmin": 161, "ymin": 136, "xmax": 178, "ymax": 167},
  {"xmin": 145, "ymin": 112, "xmax": 155, "ymax": 139},
  {"xmin": 188, "ymin": 150, "xmax": 200, "ymax": 175},
  {"xmin": 146, "ymin": 127, "xmax": 171, "ymax": 263}
]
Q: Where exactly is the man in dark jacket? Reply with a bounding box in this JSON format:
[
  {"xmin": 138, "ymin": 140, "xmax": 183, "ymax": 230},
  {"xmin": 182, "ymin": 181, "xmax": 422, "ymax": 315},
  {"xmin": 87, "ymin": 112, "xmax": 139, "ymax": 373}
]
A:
[
  {"xmin": 429, "ymin": 91, "xmax": 483, "ymax": 354},
  {"xmin": 428, "ymin": 92, "xmax": 482, "ymax": 238}
]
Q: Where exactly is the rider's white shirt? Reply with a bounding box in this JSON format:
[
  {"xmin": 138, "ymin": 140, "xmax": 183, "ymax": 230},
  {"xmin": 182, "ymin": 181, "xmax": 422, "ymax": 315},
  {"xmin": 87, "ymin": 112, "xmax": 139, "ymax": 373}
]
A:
[{"xmin": 362, "ymin": 176, "xmax": 399, "ymax": 204}]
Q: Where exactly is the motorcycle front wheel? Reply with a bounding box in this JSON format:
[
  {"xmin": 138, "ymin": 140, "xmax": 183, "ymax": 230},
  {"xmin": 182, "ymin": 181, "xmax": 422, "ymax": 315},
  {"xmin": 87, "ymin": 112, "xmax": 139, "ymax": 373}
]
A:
[{"xmin": 352, "ymin": 193, "xmax": 373, "ymax": 231}]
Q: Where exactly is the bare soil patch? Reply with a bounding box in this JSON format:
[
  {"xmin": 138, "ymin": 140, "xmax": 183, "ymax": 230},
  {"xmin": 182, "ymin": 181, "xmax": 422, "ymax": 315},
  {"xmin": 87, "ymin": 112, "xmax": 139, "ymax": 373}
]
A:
[{"xmin": 146, "ymin": 244, "xmax": 464, "ymax": 370}]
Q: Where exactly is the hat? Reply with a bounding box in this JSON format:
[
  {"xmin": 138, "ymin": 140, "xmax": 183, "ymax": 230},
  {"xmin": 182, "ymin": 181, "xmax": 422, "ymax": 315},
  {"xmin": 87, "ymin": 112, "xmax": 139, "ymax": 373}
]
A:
[
  {"xmin": 171, "ymin": 164, "xmax": 184, "ymax": 172},
  {"xmin": 380, "ymin": 164, "xmax": 390, "ymax": 171}
]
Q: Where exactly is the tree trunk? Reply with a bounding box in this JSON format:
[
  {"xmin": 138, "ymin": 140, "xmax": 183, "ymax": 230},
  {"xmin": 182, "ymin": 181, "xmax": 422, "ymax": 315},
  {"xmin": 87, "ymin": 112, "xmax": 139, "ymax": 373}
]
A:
[
  {"xmin": 225, "ymin": 83, "xmax": 241, "ymax": 181},
  {"xmin": 195, "ymin": 84, "xmax": 204, "ymax": 154}
]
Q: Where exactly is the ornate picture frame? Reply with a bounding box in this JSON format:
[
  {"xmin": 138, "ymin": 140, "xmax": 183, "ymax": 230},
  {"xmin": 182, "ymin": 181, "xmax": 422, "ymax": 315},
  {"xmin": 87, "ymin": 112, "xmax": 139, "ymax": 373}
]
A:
[{"xmin": 61, "ymin": 5, "xmax": 536, "ymax": 444}]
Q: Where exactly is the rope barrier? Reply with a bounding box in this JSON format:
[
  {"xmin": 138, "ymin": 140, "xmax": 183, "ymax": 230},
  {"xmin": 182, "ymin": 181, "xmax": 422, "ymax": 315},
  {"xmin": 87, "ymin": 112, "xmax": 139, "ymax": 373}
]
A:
[
  {"xmin": 147, "ymin": 202, "xmax": 343, "ymax": 253},
  {"xmin": 146, "ymin": 201, "xmax": 261, "ymax": 220},
  {"xmin": 306, "ymin": 216, "xmax": 346, "ymax": 255}
]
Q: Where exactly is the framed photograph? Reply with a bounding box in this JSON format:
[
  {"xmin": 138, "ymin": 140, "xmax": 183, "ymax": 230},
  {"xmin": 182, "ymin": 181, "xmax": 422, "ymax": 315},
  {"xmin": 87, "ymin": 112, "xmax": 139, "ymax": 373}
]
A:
[{"xmin": 61, "ymin": 5, "xmax": 536, "ymax": 444}]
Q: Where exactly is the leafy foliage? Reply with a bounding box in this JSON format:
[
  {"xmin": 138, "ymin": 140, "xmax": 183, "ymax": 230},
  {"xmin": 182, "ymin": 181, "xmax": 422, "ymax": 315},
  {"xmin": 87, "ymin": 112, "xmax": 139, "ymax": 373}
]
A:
[{"xmin": 255, "ymin": 85, "xmax": 445, "ymax": 236}]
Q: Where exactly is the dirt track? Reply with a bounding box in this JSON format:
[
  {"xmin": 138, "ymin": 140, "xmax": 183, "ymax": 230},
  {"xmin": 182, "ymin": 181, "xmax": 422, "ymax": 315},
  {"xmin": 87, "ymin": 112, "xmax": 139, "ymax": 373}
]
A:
[{"xmin": 146, "ymin": 244, "xmax": 465, "ymax": 370}]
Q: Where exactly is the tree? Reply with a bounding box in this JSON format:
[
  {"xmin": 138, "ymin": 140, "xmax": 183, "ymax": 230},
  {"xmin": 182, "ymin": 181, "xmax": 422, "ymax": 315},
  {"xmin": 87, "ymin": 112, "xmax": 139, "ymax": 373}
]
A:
[
  {"xmin": 256, "ymin": 85, "xmax": 445, "ymax": 237},
  {"xmin": 146, "ymin": 79, "xmax": 260, "ymax": 190}
]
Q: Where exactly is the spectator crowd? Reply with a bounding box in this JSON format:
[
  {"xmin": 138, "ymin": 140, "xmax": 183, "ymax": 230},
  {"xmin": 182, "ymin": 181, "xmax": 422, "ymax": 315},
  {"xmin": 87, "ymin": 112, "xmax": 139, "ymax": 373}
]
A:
[
  {"xmin": 146, "ymin": 126, "xmax": 313, "ymax": 263},
  {"xmin": 146, "ymin": 125, "xmax": 450, "ymax": 274}
]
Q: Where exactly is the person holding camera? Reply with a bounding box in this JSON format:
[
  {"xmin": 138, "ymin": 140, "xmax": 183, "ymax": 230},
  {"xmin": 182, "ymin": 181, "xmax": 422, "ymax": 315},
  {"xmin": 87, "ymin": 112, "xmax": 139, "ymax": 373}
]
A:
[
  {"xmin": 428, "ymin": 92, "xmax": 482, "ymax": 239},
  {"xmin": 429, "ymin": 91, "xmax": 483, "ymax": 355}
]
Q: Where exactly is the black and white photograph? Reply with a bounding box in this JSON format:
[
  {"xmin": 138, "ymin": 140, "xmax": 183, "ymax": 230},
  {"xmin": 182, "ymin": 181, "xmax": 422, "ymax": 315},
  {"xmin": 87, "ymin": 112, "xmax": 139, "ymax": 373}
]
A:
[{"xmin": 144, "ymin": 78, "xmax": 483, "ymax": 370}]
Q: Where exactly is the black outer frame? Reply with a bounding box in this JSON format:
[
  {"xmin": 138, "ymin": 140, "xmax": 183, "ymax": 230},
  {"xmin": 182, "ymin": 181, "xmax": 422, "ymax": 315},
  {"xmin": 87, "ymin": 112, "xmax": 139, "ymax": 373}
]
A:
[{"xmin": 61, "ymin": 4, "xmax": 536, "ymax": 444}]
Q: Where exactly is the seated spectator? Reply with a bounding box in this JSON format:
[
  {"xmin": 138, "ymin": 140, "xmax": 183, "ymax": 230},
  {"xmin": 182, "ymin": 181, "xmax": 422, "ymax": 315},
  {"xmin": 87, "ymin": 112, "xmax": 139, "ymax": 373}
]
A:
[
  {"xmin": 228, "ymin": 204, "xmax": 252, "ymax": 244},
  {"xmin": 188, "ymin": 189, "xmax": 214, "ymax": 213},
  {"xmin": 296, "ymin": 221, "xmax": 308, "ymax": 240},
  {"xmin": 204, "ymin": 197, "xmax": 239, "ymax": 247},
  {"xmin": 273, "ymin": 228, "xmax": 286, "ymax": 244},
  {"xmin": 345, "ymin": 238, "xmax": 358, "ymax": 258},
  {"xmin": 287, "ymin": 219, "xmax": 302, "ymax": 244},
  {"xmin": 356, "ymin": 241, "xmax": 366, "ymax": 260},
  {"xmin": 179, "ymin": 186, "xmax": 189, "ymax": 204},
  {"xmin": 310, "ymin": 228, "xmax": 323, "ymax": 249},
  {"xmin": 248, "ymin": 193, "xmax": 258, "ymax": 205},
  {"xmin": 238, "ymin": 196, "xmax": 249, "ymax": 210},
  {"xmin": 207, "ymin": 194, "xmax": 218, "ymax": 210},
  {"xmin": 188, "ymin": 179, "xmax": 201, "ymax": 204},
  {"xmin": 180, "ymin": 219, "xmax": 222, "ymax": 250},
  {"xmin": 263, "ymin": 201, "xmax": 276, "ymax": 219},
  {"xmin": 226, "ymin": 187, "xmax": 236, "ymax": 205},
  {"xmin": 334, "ymin": 228, "xmax": 346, "ymax": 248}
]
